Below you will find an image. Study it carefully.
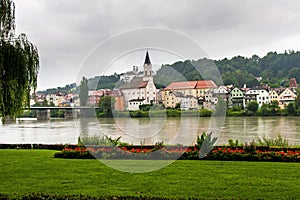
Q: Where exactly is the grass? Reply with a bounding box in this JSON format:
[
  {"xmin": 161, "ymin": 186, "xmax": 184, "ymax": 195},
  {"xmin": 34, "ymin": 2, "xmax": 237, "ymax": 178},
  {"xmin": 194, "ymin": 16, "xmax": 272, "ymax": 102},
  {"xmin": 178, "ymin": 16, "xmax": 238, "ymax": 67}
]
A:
[{"xmin": 0, "ymin": 150, "xmax": 300, "ymax": 199}]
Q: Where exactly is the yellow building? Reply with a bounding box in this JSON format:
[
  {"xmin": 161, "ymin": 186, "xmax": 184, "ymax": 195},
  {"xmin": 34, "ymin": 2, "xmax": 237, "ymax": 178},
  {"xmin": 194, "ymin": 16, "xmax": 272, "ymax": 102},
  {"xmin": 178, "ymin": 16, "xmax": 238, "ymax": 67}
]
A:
[
  {"xmin": 164, "ymin": 91, "xmax": 184, "ymax": 108},
  {"xmin": 269, "ymin": 90, "xmax": 279, "ymax": 104},
  {"xmin": 162, "ymin": 80, "xmax": 217, "ymax": 107}
]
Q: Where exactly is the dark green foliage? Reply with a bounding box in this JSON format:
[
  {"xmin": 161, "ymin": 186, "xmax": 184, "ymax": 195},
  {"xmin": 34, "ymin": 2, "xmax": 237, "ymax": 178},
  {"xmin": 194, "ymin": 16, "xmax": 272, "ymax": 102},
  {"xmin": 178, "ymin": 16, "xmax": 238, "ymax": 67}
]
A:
[
  {"xmin": 0, "ymin": 0, "xmax": 39, "ymax": 122},
  {"xmin": 155, "ymin": 50, "xmax": 300, "ymax": 88},
  {"xmin": 79, "ymin": 76, "xmax": 88, "ymax": 106},
  {"xmin": 228, "ymin": 139, "xmax": 240, "ymax": 147},
  {"xmin": 246, "ymin": 101, "xmax": 259, "ymax": 113},
  {"xmin": 37, "ymin": 83, "xmax": 76, "ymax": 95},
  {"xmin": 285, "ymin": 102, "xmax": 296, "ymax": 115},
  {"xmin": 96, "ymin": 74, "xmax": 120, "ymax": 89},
  {"xmin": 257, "ymin": 102, "xmax": 280, "ymax": 116},
  {"xmin": 128, "ymin": 110, "xmax": 149, "ymax": 118},
  {"xmin": 98, "ymin": 95, "xmax": 114, "ymax": 117},
  {"xmin": 213, "ymin": 96, "xmax": 227, "ymax": 117}
]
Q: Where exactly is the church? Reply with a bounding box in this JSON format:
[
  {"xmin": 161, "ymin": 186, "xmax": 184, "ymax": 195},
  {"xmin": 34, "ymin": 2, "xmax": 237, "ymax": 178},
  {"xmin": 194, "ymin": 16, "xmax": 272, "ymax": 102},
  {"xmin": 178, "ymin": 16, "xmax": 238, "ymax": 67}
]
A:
[{"xmin": 119, "ymin": 51, "xmax": 157, "ymax": 110}]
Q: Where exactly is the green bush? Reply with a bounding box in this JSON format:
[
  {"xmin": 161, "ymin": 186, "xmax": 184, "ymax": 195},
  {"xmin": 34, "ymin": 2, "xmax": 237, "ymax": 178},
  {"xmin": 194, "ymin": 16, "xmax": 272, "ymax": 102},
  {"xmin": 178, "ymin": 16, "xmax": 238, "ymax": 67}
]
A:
[
  {"xmin": 166, "ymin": 109, "xmax": 181, "ymax": 117},
  {"xmin": 199, "ymin": 109, "xmax": 212, "ymax": 117}
]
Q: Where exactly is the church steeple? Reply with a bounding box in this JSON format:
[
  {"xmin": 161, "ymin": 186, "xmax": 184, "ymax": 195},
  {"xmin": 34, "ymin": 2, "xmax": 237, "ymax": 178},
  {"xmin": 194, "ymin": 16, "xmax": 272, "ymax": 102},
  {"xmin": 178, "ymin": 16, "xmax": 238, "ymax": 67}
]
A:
[
  {"xmin": 143, "ymin": 50, "xmax": 153, "ymax": 79},
  {"xmin": 144, "ymin": 51, "xmax": 151, "ymax": 64}
]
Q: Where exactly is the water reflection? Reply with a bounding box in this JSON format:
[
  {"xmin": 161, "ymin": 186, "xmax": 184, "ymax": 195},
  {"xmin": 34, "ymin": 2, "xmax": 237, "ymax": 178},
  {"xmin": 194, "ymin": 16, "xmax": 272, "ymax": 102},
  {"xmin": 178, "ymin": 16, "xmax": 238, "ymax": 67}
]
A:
[{"xmin": 0, "ymin": 117, "xmax": 300, "ymax": 145}]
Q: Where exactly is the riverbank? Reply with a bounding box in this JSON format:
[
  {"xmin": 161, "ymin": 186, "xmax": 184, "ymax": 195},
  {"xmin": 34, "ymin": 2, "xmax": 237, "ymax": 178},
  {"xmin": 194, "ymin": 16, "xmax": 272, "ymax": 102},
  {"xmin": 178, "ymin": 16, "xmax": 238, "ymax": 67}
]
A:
[
  {"xmin": 100, "ymin": 108, "xmax": 300, "ymax": 118},
  {"xmin": 1, "ymin": 150, "xmax": 300, "ymax": 199}
]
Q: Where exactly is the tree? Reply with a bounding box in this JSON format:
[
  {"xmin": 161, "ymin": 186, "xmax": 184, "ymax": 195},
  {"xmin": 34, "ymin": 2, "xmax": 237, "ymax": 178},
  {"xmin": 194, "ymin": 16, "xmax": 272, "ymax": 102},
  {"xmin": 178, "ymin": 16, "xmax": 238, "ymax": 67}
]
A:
[
  {"xmin": 285, "ymin": 102, "xmax": 296, "ymax": 115},
  {"xmin": 247, "ymin": 101, "xmax": 259, "ymax": 113},
  {"xmin": 79, "ymin": 76, "xmax": 88, "ymax": 106},
  {"xmin": 269, "ymin": 101, "xmax": 280, "ymax": 115},
  {"xmin": 213, "ymin": 96, "xmax": 226, "ymax": 117},
  {"xmin": 98, "ymin": 95, "xmax": 114, "ymax": 117},
  {"xmin": 0, "ymin": 0, "xmax": 39, "ymax": 123},
  {"xmin": 259, "ymin": 103, "xmax": 269, "ymax": 116}
]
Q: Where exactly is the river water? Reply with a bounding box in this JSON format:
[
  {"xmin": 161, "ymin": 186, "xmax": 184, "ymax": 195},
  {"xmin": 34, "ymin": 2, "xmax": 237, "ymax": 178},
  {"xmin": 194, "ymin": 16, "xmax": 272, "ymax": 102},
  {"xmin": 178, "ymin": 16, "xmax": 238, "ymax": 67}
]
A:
[{"xmin": 1, "ymin": 116, "xmax": 300, "ymax": 145}]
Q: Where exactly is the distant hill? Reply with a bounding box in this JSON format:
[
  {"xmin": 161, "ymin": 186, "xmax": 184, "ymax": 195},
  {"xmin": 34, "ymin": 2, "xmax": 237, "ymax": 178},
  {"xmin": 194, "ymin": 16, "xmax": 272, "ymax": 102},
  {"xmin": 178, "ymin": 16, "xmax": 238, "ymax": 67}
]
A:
[
  {"xmin": 37, "ymin": 83, "xmax": 77, "ymax": 95},
  {"xmin": 154, "ymin": 50, "xmax": 300, "ymax": 88}
]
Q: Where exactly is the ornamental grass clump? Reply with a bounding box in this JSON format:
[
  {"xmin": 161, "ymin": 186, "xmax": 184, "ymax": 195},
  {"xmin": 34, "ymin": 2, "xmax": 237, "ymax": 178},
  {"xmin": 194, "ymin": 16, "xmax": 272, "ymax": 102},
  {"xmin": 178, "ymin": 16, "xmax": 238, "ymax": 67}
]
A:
[{"xmin": 257, "ymin": 134, "xmax": 289, "ymax": 148}]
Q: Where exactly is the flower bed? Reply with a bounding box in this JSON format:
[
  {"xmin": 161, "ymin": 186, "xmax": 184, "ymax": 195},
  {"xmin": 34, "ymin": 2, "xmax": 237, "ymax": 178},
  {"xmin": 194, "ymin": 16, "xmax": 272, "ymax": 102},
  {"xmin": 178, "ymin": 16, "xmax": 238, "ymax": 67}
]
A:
[
  {"xmin": 209, "ymin": 147, "xmax": 300, "ymax": 162},
  {"xmin": 54, "ymin": 146, "xmax": 199, "ymax": 160},
  {"xmin": 54, "ymin": 146, "xmax": 300, "ymax": 162}
]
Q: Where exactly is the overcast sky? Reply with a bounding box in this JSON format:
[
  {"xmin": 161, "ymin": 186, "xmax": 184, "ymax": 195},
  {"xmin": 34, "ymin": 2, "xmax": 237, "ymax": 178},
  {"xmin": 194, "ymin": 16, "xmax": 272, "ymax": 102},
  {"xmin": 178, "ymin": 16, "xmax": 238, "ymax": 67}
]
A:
[{"xmin": 14, "ymin": 0, "xmax": 300, "ymax": 91}]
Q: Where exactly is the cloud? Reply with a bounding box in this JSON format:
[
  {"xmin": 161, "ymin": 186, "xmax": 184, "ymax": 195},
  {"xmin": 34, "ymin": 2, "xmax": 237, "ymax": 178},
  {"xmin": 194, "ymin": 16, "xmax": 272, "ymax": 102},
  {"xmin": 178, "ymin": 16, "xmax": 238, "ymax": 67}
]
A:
[{"xmin": 13, "ymin": 0, "xmax": 300, "ymax": 90}]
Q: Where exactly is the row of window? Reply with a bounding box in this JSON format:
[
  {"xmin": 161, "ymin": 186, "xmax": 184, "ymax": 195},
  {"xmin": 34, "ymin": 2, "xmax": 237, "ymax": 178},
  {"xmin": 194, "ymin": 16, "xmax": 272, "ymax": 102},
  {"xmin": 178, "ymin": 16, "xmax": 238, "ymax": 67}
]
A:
[
  {"xmin": 231, "ymin": 94, "xmax": 243, "ymax": 97},
  {"xmin": 126, "ymin": 91, "xmax": 156, "ymax": 95},
  {"xmin": 129, "ymin": 102, "xmax": 143, "ymax": 105}
]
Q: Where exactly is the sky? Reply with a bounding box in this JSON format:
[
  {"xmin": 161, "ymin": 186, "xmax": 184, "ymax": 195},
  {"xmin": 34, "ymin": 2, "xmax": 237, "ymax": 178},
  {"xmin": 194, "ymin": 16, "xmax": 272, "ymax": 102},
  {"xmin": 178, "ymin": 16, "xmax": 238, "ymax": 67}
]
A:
[{"xmin": 13, "ymin": 0, "xmax": 300, "ymax": 91}]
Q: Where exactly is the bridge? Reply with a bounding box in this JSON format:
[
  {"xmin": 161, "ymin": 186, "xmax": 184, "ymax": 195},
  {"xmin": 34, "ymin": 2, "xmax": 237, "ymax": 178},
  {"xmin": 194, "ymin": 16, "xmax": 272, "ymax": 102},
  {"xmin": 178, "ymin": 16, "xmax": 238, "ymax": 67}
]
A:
[{"xmin": 28, "ymin": 106, "xmax": 94, "ymax": 120}]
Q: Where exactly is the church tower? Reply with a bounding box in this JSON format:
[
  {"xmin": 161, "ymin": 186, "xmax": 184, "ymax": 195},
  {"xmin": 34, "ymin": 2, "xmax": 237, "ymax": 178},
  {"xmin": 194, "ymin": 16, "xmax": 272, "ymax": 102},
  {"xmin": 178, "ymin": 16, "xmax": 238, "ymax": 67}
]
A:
[{"xmin": 143, "ymin": 51, "xmax": 152, "ymax": 78}]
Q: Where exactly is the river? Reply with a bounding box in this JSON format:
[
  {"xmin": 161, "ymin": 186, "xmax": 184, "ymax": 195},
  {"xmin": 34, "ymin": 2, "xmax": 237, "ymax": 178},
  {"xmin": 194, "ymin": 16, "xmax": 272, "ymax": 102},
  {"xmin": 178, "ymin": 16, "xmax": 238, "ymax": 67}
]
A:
[{"xmin": 1, "ymin": 116, "xmax": 300, "ymax": 146}]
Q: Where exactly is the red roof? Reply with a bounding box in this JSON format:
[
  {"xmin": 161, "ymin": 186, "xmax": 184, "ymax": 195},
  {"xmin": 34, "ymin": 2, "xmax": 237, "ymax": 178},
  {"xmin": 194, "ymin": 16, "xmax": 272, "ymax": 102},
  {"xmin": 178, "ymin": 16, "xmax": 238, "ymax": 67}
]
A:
[
  {"xmin": 165, "ymin": 80, "xmax": 217, "ymax": 90},
  {"xmin": 166, "ymin": 81, "xmax": 197, "ymax": 90},
  {"xmin": 195, "ymin": 80, "xmax": 217, "ymax": 89},
  {"xmin": 289, "ymin": 78, "xmax": 297, "ymax": 88}
]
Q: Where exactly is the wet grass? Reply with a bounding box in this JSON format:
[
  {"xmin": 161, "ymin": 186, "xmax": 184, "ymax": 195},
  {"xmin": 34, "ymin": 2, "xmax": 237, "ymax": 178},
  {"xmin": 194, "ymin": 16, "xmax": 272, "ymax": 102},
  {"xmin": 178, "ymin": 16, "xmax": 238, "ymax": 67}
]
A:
[{"xmin": 0, "ymin": 150, "xmax": 300, "ymax": 199}]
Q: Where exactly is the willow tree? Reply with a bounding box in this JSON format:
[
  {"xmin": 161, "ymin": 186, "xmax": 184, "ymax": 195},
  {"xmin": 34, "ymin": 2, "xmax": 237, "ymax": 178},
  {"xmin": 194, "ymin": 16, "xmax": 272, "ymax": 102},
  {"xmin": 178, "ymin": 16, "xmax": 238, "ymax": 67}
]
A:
[
  {"xmin": 0, "ymin": 0, "xmax": 39, "ymax": 123},
  {"xmin": 79, "ymin": 76, "xmax": 88, "ymax": 106}
]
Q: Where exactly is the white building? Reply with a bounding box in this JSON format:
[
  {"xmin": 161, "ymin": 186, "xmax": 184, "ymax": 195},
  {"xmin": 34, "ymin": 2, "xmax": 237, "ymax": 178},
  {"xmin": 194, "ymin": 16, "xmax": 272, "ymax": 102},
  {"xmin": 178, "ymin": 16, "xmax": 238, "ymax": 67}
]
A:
[
  {"xmin": 119, "ymin": 66, "xmax": 140, "ymax": 83},
  {"xmin": 278, "ymin": 88, "xmax": 297, "ymax": 109},
  {"xmin": 244, "ymin": 86, "xmax": 269, "ymax": 108},
  {"xmin": 119, "ymin": 51, "xmax": 157, "ymax": 110},
  {"xmin": 181, "ymin": 95, "xmax": 199, "ymax": 110}
]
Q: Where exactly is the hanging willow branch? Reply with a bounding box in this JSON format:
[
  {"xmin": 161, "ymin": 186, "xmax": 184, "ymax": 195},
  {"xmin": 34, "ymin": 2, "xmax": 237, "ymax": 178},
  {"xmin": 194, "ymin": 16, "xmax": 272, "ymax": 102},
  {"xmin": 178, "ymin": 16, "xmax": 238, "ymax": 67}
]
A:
[{"xmin": 0, "ymin": 0, "xmax": 39, "ymax": 123}]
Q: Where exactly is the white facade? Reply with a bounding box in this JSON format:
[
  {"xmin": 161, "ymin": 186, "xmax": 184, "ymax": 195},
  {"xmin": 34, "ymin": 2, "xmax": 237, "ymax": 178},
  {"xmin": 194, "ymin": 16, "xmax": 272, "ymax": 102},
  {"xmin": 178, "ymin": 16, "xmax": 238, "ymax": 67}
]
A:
[
  {"xmin": 120, "ymin": 66, "xmax": 139, "ymax": 83},
  {"xmin": 181, "ymin": 96, "xmax": 198, "ymax": 110},
  {"xmin": 214, "ymin": 85, "xmax": 228, "ymax": 94},
  {"xmin": 128, "ymin": 99, "xmax": 145, "ymax": 111},
  {"xmin": 278, "ymin": 88, "xmax": 297, "ymax": 108},
  {"xmin": 245, "ymin": 87, "xmax": 269, "ymax": 107},
  {"xmin": 119, "ymin": 51, "xmax": 157, "ymax": 110}
]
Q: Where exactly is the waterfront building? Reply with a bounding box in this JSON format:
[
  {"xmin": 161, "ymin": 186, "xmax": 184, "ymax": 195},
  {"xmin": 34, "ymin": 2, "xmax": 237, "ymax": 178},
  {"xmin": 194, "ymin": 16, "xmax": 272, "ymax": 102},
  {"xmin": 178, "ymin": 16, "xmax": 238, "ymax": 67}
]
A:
[
  {"xmin": 244, "ymin": 86, "xmax": 269, "ymax": 108},
  {"xmin": 278, "ymin": 88, "xmax": 297, "ymax": 109},
  {"xmin": 269, "ymin": 90, "xmax": 280, "ymax": 104},
  {"xmin": 180, "ymin": 95, "xmax": 199, "ymax": 110},
  {"xmin": 214, "ymin": 85, "xmax": 230, "ymax": 107},
  {"xmin": 162, "ymin": 80, "xmax": 217, "ymax": 103},
  {"xmin": 111, "ymin": 89, "xmax": 125, "ymax": 111},
  {"xmin": 119, "ymin": 51, "xmax": 157, "ymax": 110},
  {"xmin": 230, "ymin": 87, "xmax": 244, "ymax": 108},
  {"xmin": 164, "ymin": 91, "xmax": 184, "ymax": 108}
]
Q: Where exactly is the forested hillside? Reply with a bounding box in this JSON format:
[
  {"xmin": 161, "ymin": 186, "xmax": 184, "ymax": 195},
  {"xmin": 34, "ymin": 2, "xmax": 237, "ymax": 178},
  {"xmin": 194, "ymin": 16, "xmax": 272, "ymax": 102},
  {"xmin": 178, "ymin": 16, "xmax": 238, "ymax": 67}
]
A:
[{"xmin": 154, "ymin": 50, "xmax": 300, "ymax": 88}]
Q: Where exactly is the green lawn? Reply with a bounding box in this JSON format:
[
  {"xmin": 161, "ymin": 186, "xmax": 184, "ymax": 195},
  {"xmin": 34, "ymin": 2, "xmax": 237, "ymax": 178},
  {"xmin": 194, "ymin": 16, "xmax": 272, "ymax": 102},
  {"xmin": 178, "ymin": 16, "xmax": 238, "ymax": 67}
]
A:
[{"xmin": 0, "ymin": 150, "xmax": 300, "ymax": 199}]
